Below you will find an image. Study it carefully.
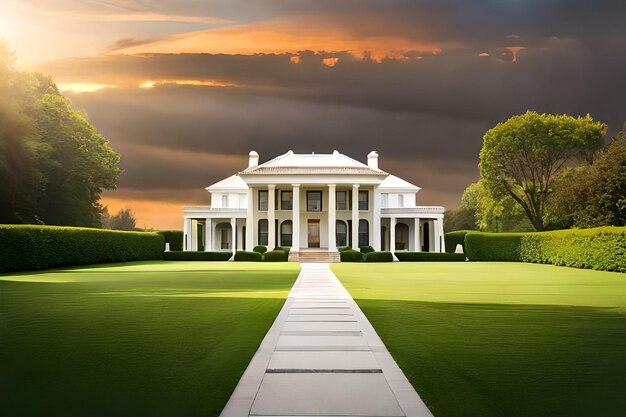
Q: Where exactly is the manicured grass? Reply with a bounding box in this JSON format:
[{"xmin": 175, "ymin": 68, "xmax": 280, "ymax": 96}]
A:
[
  {"xmin": 0, "ymin": 261, "xmax": 299, "ymax": 417},
  {"xmin": 332, "ymin": 262, "xmax": 626, "ymax": 417}
]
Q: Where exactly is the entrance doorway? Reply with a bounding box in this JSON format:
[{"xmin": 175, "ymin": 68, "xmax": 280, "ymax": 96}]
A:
[{"xmin": 308, "ymin": 219, "xmax": 320, "ymax": 248}]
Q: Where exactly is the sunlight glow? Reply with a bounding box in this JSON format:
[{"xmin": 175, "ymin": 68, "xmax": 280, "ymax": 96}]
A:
[
  {"xmin": 139, "ymin": 79, "xmax": 238, "ymax": 89},
  {"xmin": 58, "ymin": 83, "xmax": 117, "ymax": 93},
  {"xmin": 322, "ymin": 57, "xmax": 339, "ymax": 67}
]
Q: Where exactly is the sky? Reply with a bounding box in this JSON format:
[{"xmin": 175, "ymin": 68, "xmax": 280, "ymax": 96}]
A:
[{"xmin": 1, "ymin": 0, "xmax": 625, "ymax": 229}]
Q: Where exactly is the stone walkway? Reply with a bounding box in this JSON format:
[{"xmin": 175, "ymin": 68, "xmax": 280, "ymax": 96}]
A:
[{"xmin": 220, "ymin": 263, "xmax": 434, "ymax": 417}]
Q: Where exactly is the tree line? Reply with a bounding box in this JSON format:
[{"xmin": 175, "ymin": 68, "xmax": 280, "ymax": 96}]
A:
[
  {"xmin": 0, "ymin": 43, "xmax": 122, "ymax": 227},
  {"xmin": 446, "ymin": 111, "xmax": 626, "ymax": 232}
]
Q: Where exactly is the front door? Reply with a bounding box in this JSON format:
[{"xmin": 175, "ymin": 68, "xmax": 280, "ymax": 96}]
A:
[{"xmin": 308, "ymin": 219, "xmax": 320, "ymax": 248}]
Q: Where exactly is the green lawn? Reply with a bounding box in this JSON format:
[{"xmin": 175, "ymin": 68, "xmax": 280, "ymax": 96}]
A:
[
  {"xmin": 0, "ymin": 261, "xmax": 299, "ymax": 417},
  {"xmin": 332, "ymin": 262, "xmax": 626, "ymax": 417}
]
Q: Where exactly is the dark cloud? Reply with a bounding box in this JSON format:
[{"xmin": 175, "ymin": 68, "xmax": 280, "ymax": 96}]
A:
[{"xmin": 32, "ymin": 0, "xmax": 625, "ymax": 216}]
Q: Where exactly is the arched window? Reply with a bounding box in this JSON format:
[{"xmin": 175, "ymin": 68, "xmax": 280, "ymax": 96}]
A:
[
  {"xmin": 281, "ymin": 220, "xmax": 293, "ymax": 246},
  {"xmin": 258, "ymin": 219, "xmax": 268, "ymax": 246},
  {"xmin": 395, "ymin": 223, "xmax": 409, "ymax": 250},
  {"xmin": 336, "ymin": 221, "xmax": 347, "ymax": 247},
  {"xmin": 358, "ymin": 219, "xmax": 369, "ymax": 247}
]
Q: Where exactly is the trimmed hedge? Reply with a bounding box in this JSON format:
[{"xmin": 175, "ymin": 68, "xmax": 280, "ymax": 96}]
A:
[
  {"xmin": 0, "ymin": 225, "xmax": 164, "ymax": 273},
  {"xmin": 275, "ymin": 246, "xmax": 291, "ymax": 253},
  {"xmin": 163, "ymin": 251, "xmax": 232, "ymax": 261},
  {"xmin": 340, "ymin": 249, "xmax": 364, "ymax": 262},
  {"xmin": 444, "ymin": 230, "xmax": 469, "ymax": 253},
  {"xmin": 395, "ymin": 252, "xmax": 467, "ymax": 262},
  {"xmin": 234, "ymin": 251, "xmax": 264, "ymax": 262},
  {"xmin": 364, "ymin": 251, "xmax": 394, "ymax": 262},
  {"xmin": 464, "ymin": 227, "xmax": 626, "ymax": 272},
  {"xmin": 359, "ymin": 245, "xmax": 375, "ymax": 253},
  {"xmin": 264, "ymin": 250, "xmax": 288, "ymax": 262},
  {"xmin": 253, "ymin": 245, "xmax": 267, "ymax": 254},
  {"xmin": 338, "ymin": 246, "xmax": 351, "ymax": 252},
  {"xmin": 156, "ymin": 230, "xmax": 183, "ymax": 251}
]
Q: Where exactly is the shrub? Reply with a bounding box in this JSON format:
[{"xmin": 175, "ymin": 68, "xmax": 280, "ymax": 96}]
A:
[
  {"xmin": 359, "ymin": 245, "xmax": 375, "ymax": 253},
  {"xmin": 464, "ymin": 227, "xmax": 626, "ymax": 272},
  {"xmin": 445, "ymin": 230, "xmax": 469, "ymax": 253},
  {"xmin": 264, "ymin": 250, "xmax": 289, "ymax": 262},
  {"xmin": 163, "ymin": 251, "xmax": 232, "ymax": 261},
  {"xmin": 234, "ymin": 251, "xmax": 263, "ymax": 262},
  {"xmin": 275, "ymin": 246, "xmax": 291, "ymax": 253},
  {"xmin": 156, "ymin": 230, "xmax": 183, "ymax": 251},
  {"xmin": 395, "ymin": 252, "xmax": 466, "ymax": 262},
  {"xmin": 338, "ymin": 246, "xmax": 351, "ymax": 252},
  {"xmin": 0, "ymin": 225, "xmax": 164, "ymax": 273},
  {"xmin": 364, "ymin": 251, "xmax": 394, "ymax": 262},
  {"xmin": 340, "ymin": 249, "xmax": 364, "ymax": 262},
  {"xmin": 253, "ymin": 245, "xmax": 267, "ymax": 254}
]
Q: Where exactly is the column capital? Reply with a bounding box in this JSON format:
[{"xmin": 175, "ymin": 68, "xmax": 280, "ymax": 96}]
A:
[
  {"xmin": 328, "ymin": 184, "xmax": 336, "ymax": 189},
  {"xmin": 267, "ymin": 184, "xmax": 276, "ymax": 190},
  {"xmin": 291, "ymin": 183, "xmax": 300, "ymax": 188},
  {"xmin": 352, "ymin": 184, "xmax": 360, "ymax": 189}
]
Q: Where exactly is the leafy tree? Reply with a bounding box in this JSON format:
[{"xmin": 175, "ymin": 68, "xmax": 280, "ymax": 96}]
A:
[
  {"xmin": 0, "ymin": 43, "xmax": 120, "ymax": 226},
  {"xmin": 479, "ymin": 111, "xmax": 606, "ymax": 231},
  {"xmin": 102, "ymin": 207, "xmax": 137, "ymax": 231},
  {"xmin": 547, "ymin": 127, "xmax": 626, "ymax": 228}
]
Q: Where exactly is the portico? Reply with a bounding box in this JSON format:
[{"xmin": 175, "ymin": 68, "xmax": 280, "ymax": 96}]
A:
[{"xmin": 182, "ymin": 150, "xmax": 446, "ymax": 260}]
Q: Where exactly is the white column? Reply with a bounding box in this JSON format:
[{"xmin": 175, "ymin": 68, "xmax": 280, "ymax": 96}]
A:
[
  {"xmin": 205, "ymin": 218, "xmax": 212, "ymax": 251},
  {"xmin": 414, "ymin": 218, "xmax": 421, "ymax": 252},
  {"xmin": 268, "ymin": 185, "xmax": 276, "ymax": 250},
  {"xmin": 190, "ymin": 220, "xmax": 197, "ymax": 251},
  {"xmin": 246, "ymin": 187, "xmax": 254, "ymax": 251},
  {"xmin": 373, "ymin": 188, "xmax": 381, "ymax": 251},
  {"xmin": 292, "ymin": 184, "xmax": 300, "ymax": 251},
  {"xmin": 351, "ymin": 184, "xmax": 359, "ymax": 250},
  {"xmin": 183, "ymin": 218, "xmax": 191, "ymax": 251},
  {"xmin": 328, "ymin": 184, "xmax": 336, "ymax": 251},
  {"xmin": 390, "ymin": 217, "xmax": 396, "ymax": 253},
  {"xmin": 437, "ymin": 218, "xmax": 445, "ymax": 253},
  {"xmin": 231, "ymin": 217, "xmax": 237, "ymax": 254}
]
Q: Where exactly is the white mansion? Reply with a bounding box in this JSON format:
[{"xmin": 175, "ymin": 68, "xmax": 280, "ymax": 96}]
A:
[{"xmin": 183, "ymin": 150, "xmax": 445, "ymax": 260}]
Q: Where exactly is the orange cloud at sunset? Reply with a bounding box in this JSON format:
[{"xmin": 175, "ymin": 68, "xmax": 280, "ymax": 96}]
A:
[
  {"xmin": 107, "ymin": 14, "xmax": 442, "ymax": 63},
  {"xmin": 322, "ymin": 57, "xmax": 339, "ymax": 67},
  {"xmin": 500, "ymin": 46, "xmax": 525, "ymax": 62}
]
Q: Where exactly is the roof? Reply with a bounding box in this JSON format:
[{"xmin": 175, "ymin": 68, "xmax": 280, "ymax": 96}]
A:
[
  {"xmin": 240, "ymin": 150, "xmax": 388, "ymax": 176},
  {"xmin": 205, "ymin": 174, "xmax": 247, "ymax": 191},
  {"xmin": 378, "ymin": 174, "xmax": 421, "ymax": 191}
]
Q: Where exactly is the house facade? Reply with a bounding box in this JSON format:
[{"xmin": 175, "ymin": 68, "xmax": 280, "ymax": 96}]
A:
[{"xmin": 183, "ymin": 150, "xmax": 445, "ymax": 260}]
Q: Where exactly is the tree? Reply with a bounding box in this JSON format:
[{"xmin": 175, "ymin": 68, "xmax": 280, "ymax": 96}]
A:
[
  {"xmin": 0, "ymin": 43, "xmax": 120, "ymax": 226},
  {"xmin": 479, "ymin": 111, "xmax": 606, "ymax": 231},
  {"xmin": 102, "ymin": 207, "xmax": 137, "ymax": 231},
  {"xmin": 547, "ymin": 126, "xmax": 626, "ymax": 228}
]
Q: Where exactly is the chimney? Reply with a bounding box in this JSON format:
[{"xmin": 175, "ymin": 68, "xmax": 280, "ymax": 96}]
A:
[
  {"xmin": 248, "ymin": 150, "xmax": 259, "ymax": 168},
  {"xmin": 367, "ymin": 151, "xmax": 379, "ymax": 170}
]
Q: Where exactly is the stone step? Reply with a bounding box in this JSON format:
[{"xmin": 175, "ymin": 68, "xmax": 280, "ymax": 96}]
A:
[{"xmin": 289, "ymin": 251, "xmax": 341, "ymax": 263}]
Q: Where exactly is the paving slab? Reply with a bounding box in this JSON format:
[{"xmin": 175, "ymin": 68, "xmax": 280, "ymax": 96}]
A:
[
  {"xmin": 268, "ymin": 350, "xmax": 380, "ymax": 370},
  {"xmin": 282, "ymin": 321, "xmax": 361, "ymax": 332},
  {"xmin": 250, "ymin": 373, "xmax": 404, "ymax": 417}
]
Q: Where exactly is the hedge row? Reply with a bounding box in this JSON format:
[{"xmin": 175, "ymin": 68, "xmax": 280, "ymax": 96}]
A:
[
  {"xmin": 253, "ymin": 245, "xmax": 267, "ymax": 254},
  {"xmin": 395, "ymin": 252, "xmax": 466, "ymax": 262},
  {"xmin": 339, "ymin": 249, "xmax": 364, "ymax": 262},
  {"xmin": 163, "ymin": 251, "xmax": 232, "ymax": 261},
  {"xmin": 444, "ymin": 230, "xmax": 469, "ymax": 253},
  {"xmin": 264, "ymin": 250, "xmax": 289, "ymax": 262},
  {"xmin": 364, "ymin": 251, "xmax": 393, "ymax": 262},
  {"xmin": 156, "ymin": 230, "xmax": 183, "ymax": 251},
  {"xmin": 0, "ymin": 225, "xmax": 164, "ymax": 273},
  {"xmin": 464, "ymin": 227, "xmax": 626, "ymax": 272}
]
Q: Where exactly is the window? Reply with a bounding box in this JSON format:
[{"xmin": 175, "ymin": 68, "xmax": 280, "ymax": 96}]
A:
[
  {"xmin": 281, "ymin": 191, "xmax": 293, "ymax": 210},
  {"xmin": 358, "ymin": 219, "xmax": 369, "ymax": 246},
  {"xmin": 258, "ymin": 219, "xmax": 268, "ymax": 245},
  {"xmin": 398, "ymin": 194, "xmax": 404, "ymax": 208},
  {"xmin": 381, "ymin": 193, "xmax": 389, "ymax": 208},
  {"xmin": 307, "ymin": 191, "xmax": 322, "ymax": 211},
  {"xmin": 280, "ymin": 221, "xmax": 293, "ymax": 246},
  {"xmin": 336, "ymin": 191, "xmax": 347, "ymax": 210},
  {"xmin": 358, "ymin": 190, "xmax": 369, "ymax": 210},
  {"xmin": 258, "ymin": 190, "xmax": 268, "ymax": 211},
  {"xmin": 336, "ymin": 221, "xmax": 347, "ymax": 247},
  {"xmin": 222, "ymin": 195, "xmax": 228, "ymax": 207},
  {"xmin": 395, "ymin": 223, "xmax": 409, "ymax": 250}
]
